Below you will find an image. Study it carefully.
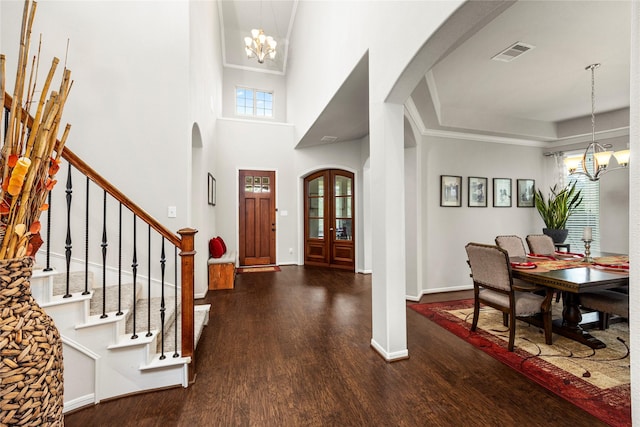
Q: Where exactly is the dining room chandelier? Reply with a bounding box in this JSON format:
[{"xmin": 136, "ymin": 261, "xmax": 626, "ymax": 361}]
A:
[
  {"xmin": 563, "ymin": 63, "xmax": 630, "ymax": 181},
  {"xmin": 244, "ymin": 29, "xmax": 277, "ymax": 64}
]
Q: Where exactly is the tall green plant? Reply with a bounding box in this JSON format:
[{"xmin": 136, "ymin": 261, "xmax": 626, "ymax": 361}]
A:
[{"xmin": 534, "ymin": 182, "xmax": 583, "ymax": 229}]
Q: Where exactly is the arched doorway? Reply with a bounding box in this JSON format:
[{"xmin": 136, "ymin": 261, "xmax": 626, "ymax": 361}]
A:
[{"xmin": 304, "ymin": 169, "xmax": 355, "ymax": 271}]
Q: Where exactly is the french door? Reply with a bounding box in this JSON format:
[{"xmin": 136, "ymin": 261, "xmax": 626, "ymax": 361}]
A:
[
  {"xmin": 304, "ymin": 169, "xmax": 354, "ymax": 271},
  {"xmin": 239, "ymin": 170, "xmax": 276, "ymax": 266}
]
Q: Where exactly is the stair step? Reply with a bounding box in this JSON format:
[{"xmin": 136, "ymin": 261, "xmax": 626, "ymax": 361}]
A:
[
  {"xmin": 52, "ymin": 270, "xmax": 95, "ymax": 295},
  {"xmin": 125, "ymin": 296, "xmax": 176, "ymax": 337},
  {"xmin": 160, "ymin": 305, "xmax": 210, "ymax": 354}
]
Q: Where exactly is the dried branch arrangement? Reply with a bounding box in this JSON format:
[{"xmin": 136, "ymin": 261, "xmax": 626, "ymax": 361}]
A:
[{"xmin": 0, "ymin": 0, "xmax": 72, "ymax": 260}]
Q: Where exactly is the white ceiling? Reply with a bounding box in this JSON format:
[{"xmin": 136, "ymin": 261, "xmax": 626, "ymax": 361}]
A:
[
  {"xmin": 218, "ymin": 0, "xmax": 297, "ymax": 74},
  {"xmin": 219, "ymin": 1, "xmax": 632, "ymax": 147}
]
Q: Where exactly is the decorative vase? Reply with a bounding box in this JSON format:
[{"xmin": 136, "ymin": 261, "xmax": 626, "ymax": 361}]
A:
[
  {"xmin": 0, "ymin": 256, "xmax": 64, "ymax": 426},
  {"xmin": 543, "ymin": 228, "xmax": 569, "ymax": 244}
]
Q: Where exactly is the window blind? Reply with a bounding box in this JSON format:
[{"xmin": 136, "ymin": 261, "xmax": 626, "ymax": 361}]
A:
[{"xmin": 564, "ymin": 151, "xmax": 600, "ymax": 252}]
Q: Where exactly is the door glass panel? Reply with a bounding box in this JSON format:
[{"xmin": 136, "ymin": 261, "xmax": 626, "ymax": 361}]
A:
[
  {"xmin": 309, "ymin": 197, "xmax": 324, "ymax": 217},
  {"xmin": 253, "ymin": 177, "xmax": 262, "ymax": 193},
  {"xmin": 334, "ymin": 175, "xmax": 352, "ymax": 196},
  {"xmin": 335, "ymin": 197, "xmax": 352, "ymax": 218},
  {"xmin": 335, "ymin": 219, "xmax": 352, "ymax": 241},
  {"xmin": 308, "ymin": 176, "xmax": 324, "ymax": 197},
  {"xmin": 245, "ymin": 176, "xmax": 253, "ymax": 193},
  {"xmin": 309, "ymin": 219, "xmax": 324, "ymax": 239},
  {"xmin": 262, "ymin": 176, "xmax": 270, "ymax": 192}
]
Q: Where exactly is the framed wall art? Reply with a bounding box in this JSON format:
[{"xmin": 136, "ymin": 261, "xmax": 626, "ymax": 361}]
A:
[
  {"xmin": 468, "ymin": 177, "xmax": 488, "ymax": 207},
  {"xmin": 208, "ymin": 173, "xmax": 216, "ymax": 206},
  {"xmin": 440, "ymin": 175, "xmax": 462, "ymax": 207},
  {"xmin": 493, "ymin": 178, "xmax": 512, "ymax": 207},
  {"xmin": 517, "ymin": 179, "xmax": 535, "ymax": 207}
]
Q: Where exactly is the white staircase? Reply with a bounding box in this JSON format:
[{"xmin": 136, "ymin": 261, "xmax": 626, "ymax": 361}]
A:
[{"xmin": 30, "ymin": 267, "xmax": 210, "ymax": 412}]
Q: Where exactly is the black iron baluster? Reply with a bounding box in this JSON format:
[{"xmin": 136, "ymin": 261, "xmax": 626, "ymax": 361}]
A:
[
  {"xmin": 174, "ymin": 246, "xmax": 179, "ymax": 358},
  {"xmin": 100, "ymin": 190, "xmax": 108, "ymax": 319},
  {"xmin": 131, "ymin": 214, "xmax": 138, "ymax": 340},
  {"xmin": 44, "ymin": 191, "xmax": 53, "ymax": 272},
  {"xmin": 83, "ymin": 177, "xmax": 90, "ymax": 295},
  {"xmin": 159, "ymin": 238, "xmax": 166, "ymax": 360},
  {"xmin": 64, "ymin": 164, "xmax": 73, "ymax": 298},
  {"xmin": 117, "ymin": 203, "xmax": 123, "ymax": 316},
  {"xmin": 146, "ymin": 225, "xmax": 152, "ymax": 337}
]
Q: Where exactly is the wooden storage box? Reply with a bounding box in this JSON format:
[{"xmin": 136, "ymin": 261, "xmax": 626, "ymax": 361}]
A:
[{"xmin": 208, "ymin": 251, "xmax": 236, "ymax": 290}]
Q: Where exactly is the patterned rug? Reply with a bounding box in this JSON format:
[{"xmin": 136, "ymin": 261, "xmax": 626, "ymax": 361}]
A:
[
  {"xmin": 237, "ymin": 266, "xmax": 281, "ymax": 274},
  {"xmin": 409, "ymin": 299, "xmax": 630, "ymax": 427}
]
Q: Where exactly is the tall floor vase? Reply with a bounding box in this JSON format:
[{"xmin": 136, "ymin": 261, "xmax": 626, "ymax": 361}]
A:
[{"xmin": 0, "ymin": 256, "xmax": 64, "ymax": 426}]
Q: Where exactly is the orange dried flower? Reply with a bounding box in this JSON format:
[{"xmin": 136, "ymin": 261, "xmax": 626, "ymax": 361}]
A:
[
  {"xmin": 45, "ymin": 178, "xmax": 57, "ymax": 191},
  {"xmin": 0, "ymin": 200, "xmax": 9, "ymax": 215},
  {"xmin": 39, "ymin": 203, "xmax": 49, "ymax": 211},
  {"xmin": 49, "ymin": 158, "xmax": 61, "ymax": 176},
  {"xmin": 8, "ymin": 154, "xmax": 18, "ymax": 168},
  {"xmin": 29, "ymin": 221, "xmax": 41, "ymax": 234}
]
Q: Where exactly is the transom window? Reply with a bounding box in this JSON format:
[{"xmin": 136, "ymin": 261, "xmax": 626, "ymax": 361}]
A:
[{"xmin": 236, "ymin": 87, "xmax": 273, "ymax": 117}]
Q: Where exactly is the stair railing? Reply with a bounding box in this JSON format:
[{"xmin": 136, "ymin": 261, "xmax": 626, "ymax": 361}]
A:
[{"xmin": 3, "ymin": 92, "xmax": 197, "ymax": 380}]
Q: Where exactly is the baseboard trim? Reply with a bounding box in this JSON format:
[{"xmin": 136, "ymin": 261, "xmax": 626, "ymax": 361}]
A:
[
  {"xmin": 370, "ymin": 339, "xmax": 409, "ymax": 362},
  {"xmin": 63, "ymin": 394, "xmax": 97, "ymax": 413}
]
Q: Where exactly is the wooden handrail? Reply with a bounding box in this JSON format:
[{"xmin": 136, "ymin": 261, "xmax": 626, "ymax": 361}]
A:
[
  {"xmin": 61, "ymin": 148, "xmax": 181, "ymax": 248},
  {"xmin": 3, "ymin": 91, "xmax": 181, "ymax": 247}
]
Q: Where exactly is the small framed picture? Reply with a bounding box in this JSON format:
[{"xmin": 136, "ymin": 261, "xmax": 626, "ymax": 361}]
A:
[
  {"xmin": 440, "ymin": 175, "xmax": 462, "ymax": 207},
  {"xmin": 517, "ymin": 179, "xmax": 535, "ymax": 207},
  {"xmin": 468, "ymin": 177, "xmax": 487, "ymax": 207},
  {"xmin": 493, "ymin": 178, "xmax": 512, "ymax": 207},
  {"xmin": 208, "ymin": 173, "xmax": 216, "ymax": 206}
]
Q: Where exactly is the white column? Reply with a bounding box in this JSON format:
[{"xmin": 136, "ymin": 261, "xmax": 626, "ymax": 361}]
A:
[
  {"xmin": 369, "ymin": 101, "xmax": 408, "ymax": 361},
  {"xmin": 628, "ymin": 1, "xmax": 639, "ymax": 424}
]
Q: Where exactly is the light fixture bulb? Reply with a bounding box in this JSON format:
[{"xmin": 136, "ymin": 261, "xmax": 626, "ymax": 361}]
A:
[{"xmin": 613, "ymin": 149, "xmax": 631, "ymax": 166}]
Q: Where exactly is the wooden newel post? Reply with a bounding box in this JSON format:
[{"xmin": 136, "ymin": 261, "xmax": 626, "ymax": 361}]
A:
[{"xmin": 178, "ymin": 227, "xmax": 197, "ymax": 383}]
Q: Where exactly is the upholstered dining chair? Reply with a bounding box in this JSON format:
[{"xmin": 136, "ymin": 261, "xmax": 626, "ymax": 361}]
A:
[
  {"xmin": 526, "ymin": 234, "xmax": 556, "ymax": 255},
  {"xmin": 495, "ymin": 235, "xmax": 527, "ymax": 258},
  {"xmin": 465, "ymin": 242, "xmax": 553, "ymax": 351}
]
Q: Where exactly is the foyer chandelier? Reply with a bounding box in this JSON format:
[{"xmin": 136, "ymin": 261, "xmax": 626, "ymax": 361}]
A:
[
  {"xmin": 244, "ymin": 29, "xmax": 277, "ymax": 64},
  {"xmin": 564, "ymin": 63, "xmax": 630, "ymax": 181}
]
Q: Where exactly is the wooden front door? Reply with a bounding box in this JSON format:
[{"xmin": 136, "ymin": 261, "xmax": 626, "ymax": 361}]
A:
[
  {"xmin": 239, "ymin": 170, "xmax": 276, "ymax": 266},
  {"xmin": 304, "ymin": 169, "xmax": 355, "ymax": 271}
]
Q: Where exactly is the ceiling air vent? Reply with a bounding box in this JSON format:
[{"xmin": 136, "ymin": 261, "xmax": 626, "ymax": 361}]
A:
[
  {"xmin": 320, "ymin": 136, "xmax": 338, "ymax": 143},
  {"xmin": 491, "ymin": 42, "xmax": 535, "ymax": 62}
]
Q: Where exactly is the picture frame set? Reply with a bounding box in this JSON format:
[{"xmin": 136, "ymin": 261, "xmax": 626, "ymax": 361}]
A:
[{"xmin": 440, "ymin": 175, "xmax": 534, "ymax": 208}]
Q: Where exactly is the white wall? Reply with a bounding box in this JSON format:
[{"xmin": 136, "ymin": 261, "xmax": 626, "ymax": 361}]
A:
[
  {"xmin": 422, "ymin": 137, "xmax": 545, "ymax": 293},
  {"xmin": 215, "ymin": 116, "xmax": 369, "ymax": 271},
  {"xmin": 190, "ymin": 0, "xmax": 224, "ymax": 296}
]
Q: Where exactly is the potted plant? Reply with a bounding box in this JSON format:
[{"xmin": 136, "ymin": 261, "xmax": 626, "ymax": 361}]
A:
[{"xmin": 533, "ymin": 182, "xmax": 583, "ymax": 243}]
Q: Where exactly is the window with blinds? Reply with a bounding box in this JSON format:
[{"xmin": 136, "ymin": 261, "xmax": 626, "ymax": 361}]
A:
[{"xmin": 564, "ymin": 151, "xmax": 600, "ymax": 252}]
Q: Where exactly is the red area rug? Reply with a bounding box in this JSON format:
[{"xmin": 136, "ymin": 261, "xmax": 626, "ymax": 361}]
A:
[
  {"xmin": 237, "ymin": 266, "xmax": 281, "ymax": 274},
  {"xmin": 409, "ymin": 299, "xmax": 630, "ymax": 427}
]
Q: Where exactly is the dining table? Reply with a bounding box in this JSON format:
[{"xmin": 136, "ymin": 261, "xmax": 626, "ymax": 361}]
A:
[{"xmin": 510, "ymin": 253, "xmax": 629, "ymax": 349}]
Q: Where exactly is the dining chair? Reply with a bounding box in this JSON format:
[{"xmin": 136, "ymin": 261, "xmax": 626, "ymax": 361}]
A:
[
  {"xmin": 495, "ymin": 235, "xmax": 527, "ymax": 258},
  {"xmin": 526, "ymin": 234, "xmax": 556, "ymax": 255},
  {"xmin": 580, "ymin": 290, "xmax": 629, "ymax": 330},
  {"xmin": 465, "ymin": 242, "xmax": 553, "ymax": 351}
]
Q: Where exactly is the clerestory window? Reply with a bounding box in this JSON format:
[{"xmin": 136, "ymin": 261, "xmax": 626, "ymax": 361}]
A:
[{"xmin": 236, "ymin": 87, "xmax": 273, "ymax": 118}]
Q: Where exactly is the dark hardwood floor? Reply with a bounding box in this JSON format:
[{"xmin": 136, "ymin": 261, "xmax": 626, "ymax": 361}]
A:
[{"xmin": 65, "ymin": 266, "xmax": 604, "ymax": 426}]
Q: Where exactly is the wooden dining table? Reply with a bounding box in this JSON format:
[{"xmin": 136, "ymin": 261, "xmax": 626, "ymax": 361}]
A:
[{"xmin": 510, "ymin": 254, "xmax": 629, "ymax": 349}]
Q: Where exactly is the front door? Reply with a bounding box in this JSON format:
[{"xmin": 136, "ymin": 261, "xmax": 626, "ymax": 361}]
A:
[
  {"xmin": 304, "ymin": 169, "xmax": 355, "ymax": 271},
  {"xmin": 239, "ymin": 170, "xmax": 276, "ymax": 266}
]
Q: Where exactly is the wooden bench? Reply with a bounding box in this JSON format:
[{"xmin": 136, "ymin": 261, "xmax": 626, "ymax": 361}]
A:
[{"xmin": 208, "ymin": 251, "xmax": 236, "ymax": 290}]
